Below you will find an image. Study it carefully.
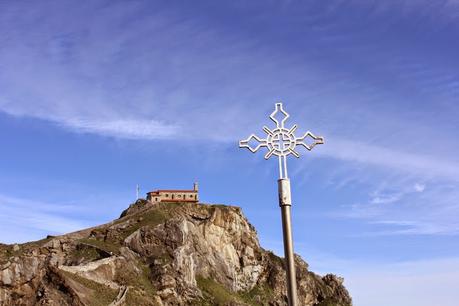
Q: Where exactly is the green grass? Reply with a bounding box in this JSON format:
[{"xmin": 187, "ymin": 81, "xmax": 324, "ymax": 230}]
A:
[
  {"xmin": 195, "ymin": 276, "xmax": 255, "ymax": 306},
  {"xmin": 114, "ymin": 258, "xmax": 159, "ymax": 305},
  {"xmin": 118, "ymin": 209, "xmax": 168, "ymax": 241},
  {"xmin": 116, "ymin": 262, "xmax": 155, "ymax": 295},
  {"xmin": 124, "ymin": 290, "xmax": 160, "ymax": 306},
  {"xmin": 316, "ymin": 300, "xmax": 338, "ymax": 306},
  {"xmin": 195, "ymin": 275, "xmax": 278, "ymax": 306},
  {"xmin": 78, "ymin": 238, "xmax": 121, "ymax": 255},
  {"xmin": 0, "ymin": 245, "xmax": 13, "ymax": 264},
  {"xmin": 209, "ymin": 204, "xmax": 229, "ymax": 209},
  {"xmin": 69, "ymin": 244, "xmax": 103, "ymax": 264},
  {"xmin": 0, "ymin": 237, "xmax": 52, "ymax": 264},
  {"xmin": 196, "ymin": 276, "xmax": 240, "ymax": 305},
  {"xmin": 61, "ymin": 271, "xmax": 118, "ymax": 306},
  {"xmin": 120, "ymin": 274, "xmax": 158, "ymax": 306},
  {"xmin": 316, "ymin": 297, "xmax": 349, "ymax": 306},
  {"xmin": 239, "ymin": 284, "xmax": 275, "ymax": 305}
]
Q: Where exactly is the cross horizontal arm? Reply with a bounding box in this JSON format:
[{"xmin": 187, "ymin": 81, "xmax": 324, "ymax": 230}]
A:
[
  {"xmin": 239, "ymin": 134, "xmax": 268, "ymax": 153},
  {"xmin": 295, "ymin": 131, "xmax": 324, "ymax": 151}
]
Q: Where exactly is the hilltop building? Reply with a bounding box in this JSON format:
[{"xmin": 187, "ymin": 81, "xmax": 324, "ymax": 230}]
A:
[{"xmin": 146, "ymin": 183, "xmax": 199, "ymax": 203}]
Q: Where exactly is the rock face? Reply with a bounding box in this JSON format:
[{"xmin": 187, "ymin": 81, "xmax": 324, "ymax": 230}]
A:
[{"xmin": 0, "ymin": 200, "xmax": 352, "ymax": 305}]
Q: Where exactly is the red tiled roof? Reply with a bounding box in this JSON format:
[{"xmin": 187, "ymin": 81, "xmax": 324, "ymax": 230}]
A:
[
  {"xmin": 160, "ymin": 199, "xmax": 198, "ymax": 203},
  {"xmin": 147, "ymin": 189, "xmax": 197, "ymax": 194}
]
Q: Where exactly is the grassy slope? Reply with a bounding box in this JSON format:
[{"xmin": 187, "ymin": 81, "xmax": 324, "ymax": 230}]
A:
[
  {"xmin": 196, "ymin": 276, "xmax": 275, "ymax": 306},
  {"xmin": 61, "ymin": 271, "xmax": 118, "ymax": 306}
]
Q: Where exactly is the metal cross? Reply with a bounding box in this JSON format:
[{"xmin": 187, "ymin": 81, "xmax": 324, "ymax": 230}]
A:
[
  {"xmin": 239, "ymin": 102, "xmax": 324, "ymax": 306},
  {"xmin": 239, "ymin": 102, "xmax": 324, "ymax": 179}
]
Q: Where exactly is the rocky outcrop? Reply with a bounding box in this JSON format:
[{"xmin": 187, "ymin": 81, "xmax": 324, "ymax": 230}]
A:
[{"xmin": 0, "ymin": 201, "xmax": 352, "ymax": 305}]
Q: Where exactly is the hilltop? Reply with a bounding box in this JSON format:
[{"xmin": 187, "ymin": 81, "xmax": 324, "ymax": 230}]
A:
[{"xmin": 0, "ymin": 200, "xmax": 352, "ymax": 305}]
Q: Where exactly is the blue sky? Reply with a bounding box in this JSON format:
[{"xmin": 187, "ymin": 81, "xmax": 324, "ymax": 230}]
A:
[{"xmin": 1, "ymin": 0, "xmax": 459, "ymax": 305}]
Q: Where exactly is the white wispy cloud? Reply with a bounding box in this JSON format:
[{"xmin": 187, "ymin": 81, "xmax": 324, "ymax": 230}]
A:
[
  {"xmin": 0, "ymin": 1, "xmax": 272, "ymax": 141},
  {"xmin": 370, "ymin": 192, "xmax": 402, "ymax": 205},
  {"xmin": 358, "ymin": 0, "xmax": 459, "ymax": 23},
  {"xmin": 0, "ymin": 194, "xmax": 91, "ymax": 243},
  {"xmin": 333, "ymin": 179, "xmax": 459, "ymax": 236},
  {"xmin": 269, "ymin": 240, "xmax": 459, "ymax": 306},
  {"xmin": 370, "ymin": 220, "xmax": 458, "ymax": 236},
  {"xmin": 344, "ymin": 257, "xmax": 459, "ymax": 306},
  {"xmin": 61, "ymin": 118, "xmax": 179, "ymax": 140},
  {"xmin": 316, "ymin": 138, "xmax": 459, "ymax": 182},
  {"xmin": 414, "ymin": 183, "xmax": 426, "ymax": 192}
]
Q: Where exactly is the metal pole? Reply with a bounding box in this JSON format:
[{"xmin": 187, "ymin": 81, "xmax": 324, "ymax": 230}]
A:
[
  {"xmin": 239, "ymin": 102, "xmax": 324, "ymax": 306},
  {"xmin": 278, "ymin": 178, "xmax": 298, "ymax": 306}
]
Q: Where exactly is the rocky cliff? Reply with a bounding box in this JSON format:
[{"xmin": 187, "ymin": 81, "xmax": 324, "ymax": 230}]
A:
[{"xmin": 0, "ymin": 200, "xmax": 352, "ymax": 305}]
